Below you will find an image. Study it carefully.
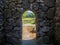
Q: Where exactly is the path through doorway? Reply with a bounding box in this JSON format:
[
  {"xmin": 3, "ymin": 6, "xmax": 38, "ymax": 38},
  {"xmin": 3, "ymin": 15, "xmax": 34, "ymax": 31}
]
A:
[{"xmin": 22, "ymin": 10, "xmax": 37, "ymax": 45}]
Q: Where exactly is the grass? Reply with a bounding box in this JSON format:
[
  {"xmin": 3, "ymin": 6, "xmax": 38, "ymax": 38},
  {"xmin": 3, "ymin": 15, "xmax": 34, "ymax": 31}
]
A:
[{"xmin": 22, "ymin": 18, "xmax": 35, "ymax": 24}]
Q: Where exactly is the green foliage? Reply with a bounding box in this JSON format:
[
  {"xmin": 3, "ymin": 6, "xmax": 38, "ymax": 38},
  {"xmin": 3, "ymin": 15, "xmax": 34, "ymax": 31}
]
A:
[
  {"xmin": 22, "ymin": 10, "xmax": 36, "ymax": 24},
  {"xmin": 22, "ymin": 18, "xmax": 35, "ymax": 24},
  {"xmin": 22, "ymin": 10, "xmax": 35, "ymax": 18}
]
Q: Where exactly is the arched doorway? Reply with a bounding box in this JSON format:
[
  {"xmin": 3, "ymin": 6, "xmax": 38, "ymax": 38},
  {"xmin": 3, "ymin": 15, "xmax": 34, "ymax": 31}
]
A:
[
  {"xmin": 22, "ymin": 10, "xmax": 37, "ymax": 45},
  {"xmin": 4, "ymin": 0, "xmax": 56, "ymax": 45}
]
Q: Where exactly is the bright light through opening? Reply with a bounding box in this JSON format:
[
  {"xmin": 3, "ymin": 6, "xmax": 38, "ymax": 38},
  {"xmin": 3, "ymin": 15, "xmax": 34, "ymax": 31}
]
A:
[{"xmin": 22, "ymin": 10, "xmax": 36, "ymax": 40}]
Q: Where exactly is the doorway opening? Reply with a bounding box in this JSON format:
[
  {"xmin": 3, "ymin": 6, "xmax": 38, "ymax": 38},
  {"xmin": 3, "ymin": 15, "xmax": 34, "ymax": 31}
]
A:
[{"xmin": 22, "ymin": 10, "xmax": 36, "ymax": 45}]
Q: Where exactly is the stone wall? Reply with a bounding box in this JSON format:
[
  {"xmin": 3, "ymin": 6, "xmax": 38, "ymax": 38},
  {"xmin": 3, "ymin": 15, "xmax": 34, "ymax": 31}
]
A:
[
  {"xmin": 0, "ymin": 0, "xmax": 56, "ymax": 45},
  {"xmin": 4, "ymin": 0, "xmax": 22, "ymax": 45},
  {"xmin": 36, "ymin": 0, "xmax": 55, "ymax": 45},
  {"xmin": 0, "ymin": 0, "xmax": 5, "ymax": 45},
  {"xmin": 55, "ymin": 0, "xmax": 60, "ymax": 45}
]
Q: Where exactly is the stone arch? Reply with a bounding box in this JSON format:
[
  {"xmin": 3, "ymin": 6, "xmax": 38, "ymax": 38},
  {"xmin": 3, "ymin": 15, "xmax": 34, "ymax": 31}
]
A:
[
  {"xmin": 3, "ymin": 0, "xmax": 56, "ymax": 45},
  {"xmin": 22, "ymin": 10, "xmax": 36, "ymax": 41}
]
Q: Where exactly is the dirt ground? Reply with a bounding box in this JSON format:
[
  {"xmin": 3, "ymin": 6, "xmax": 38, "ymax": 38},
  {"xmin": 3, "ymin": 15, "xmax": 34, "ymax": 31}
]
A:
[{"xmin": 22, "ymin": 25, "xmax": 36, "ymax": 40}]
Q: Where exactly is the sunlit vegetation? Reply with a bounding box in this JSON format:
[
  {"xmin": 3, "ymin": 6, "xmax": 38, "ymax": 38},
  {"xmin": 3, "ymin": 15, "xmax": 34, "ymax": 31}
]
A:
[
  {"xmin": 22, "ymin": 10, "xmax": 36, "ymax": 24},
  {"xmin": 22, "ymin": 10, "xmax": 36, "ymax": 41}
]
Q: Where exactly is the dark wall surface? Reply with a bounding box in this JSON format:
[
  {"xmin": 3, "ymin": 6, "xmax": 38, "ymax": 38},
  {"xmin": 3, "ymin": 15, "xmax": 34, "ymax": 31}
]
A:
[
  {"xmin": 55, "ymin": 0, "xmax": 60, "ymax": 45},
  {"xmin": 4, "ymin": 0, "xmax": 22, "ymax": 45},
  {"xmin": 0, "ymin": 0, "xmax": 58, "ymax": 45}
]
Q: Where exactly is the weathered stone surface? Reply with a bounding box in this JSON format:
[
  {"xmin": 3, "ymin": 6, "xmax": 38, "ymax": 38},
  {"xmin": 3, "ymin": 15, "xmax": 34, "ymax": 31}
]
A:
[
  {"xmin": 36, "ymin": 0, "xmax": 55, "ymax": 45},
  {"xmin": 4, "ymin": 0, "xmax": 22, "ymax": 45},
  {"xmin": 55, "ymin": 0, "xmax": 60, "ymax": 44},
  {"xmin": 44, "ymin": 0, "xmax": 55, "ymax": 7},
  {"xmin": 0, "ymin": 0, "xmax": 5, "ymax": 45},
  {"xmin": 0, "ymin": 0, "xmax": 56, "ymax": 45}
]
